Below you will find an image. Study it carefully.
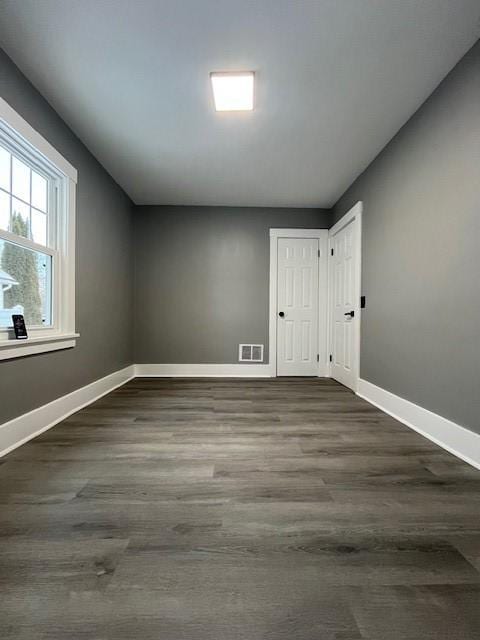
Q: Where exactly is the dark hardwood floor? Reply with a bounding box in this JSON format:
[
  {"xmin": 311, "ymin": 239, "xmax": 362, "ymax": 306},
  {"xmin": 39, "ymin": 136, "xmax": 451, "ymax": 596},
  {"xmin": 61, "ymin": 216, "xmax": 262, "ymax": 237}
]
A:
[{"xmin": 1, "ymin": 377, "xmax": 479, "ymax": 639}]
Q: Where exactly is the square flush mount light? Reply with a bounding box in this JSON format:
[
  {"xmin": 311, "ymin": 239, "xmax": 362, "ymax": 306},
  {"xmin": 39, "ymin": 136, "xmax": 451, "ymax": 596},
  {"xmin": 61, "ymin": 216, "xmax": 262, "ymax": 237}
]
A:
[{"xmin": 210, "ymin": 71, "xmax": 254, "ymax": 111}]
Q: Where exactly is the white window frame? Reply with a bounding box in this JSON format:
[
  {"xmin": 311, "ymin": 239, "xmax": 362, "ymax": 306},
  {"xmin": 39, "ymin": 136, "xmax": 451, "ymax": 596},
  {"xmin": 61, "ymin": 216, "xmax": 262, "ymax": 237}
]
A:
[{"xmin": 0, "ymin": 97, "xmax": 78, "ymax": 360}]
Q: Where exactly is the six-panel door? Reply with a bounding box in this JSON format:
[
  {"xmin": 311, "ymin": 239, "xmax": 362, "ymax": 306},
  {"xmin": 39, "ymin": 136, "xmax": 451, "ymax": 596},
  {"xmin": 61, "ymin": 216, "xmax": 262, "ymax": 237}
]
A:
[
  {"xmin": 330, "ymin": 219, "xmax": 357, "ymax": 389},
  {"xmin": 277, "ymin": 238, "xmax": 319, "ymax": 376}
]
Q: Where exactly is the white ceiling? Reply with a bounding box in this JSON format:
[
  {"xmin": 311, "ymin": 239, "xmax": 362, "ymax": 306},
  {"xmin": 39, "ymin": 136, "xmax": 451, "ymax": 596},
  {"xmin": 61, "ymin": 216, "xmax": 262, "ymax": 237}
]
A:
[{"xmin": 0, "ymin": 1, "xmax": 479, "ymax": 208}]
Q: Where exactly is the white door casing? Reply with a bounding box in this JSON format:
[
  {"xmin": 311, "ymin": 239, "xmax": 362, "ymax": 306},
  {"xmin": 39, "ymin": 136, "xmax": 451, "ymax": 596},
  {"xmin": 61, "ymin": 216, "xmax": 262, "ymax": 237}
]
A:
[
  {"xmin": 269, "ymin": 229, "xmax": 328, "ymax": 377},
  {"xmin": 328, "ymin": 202, "xmax": 362, "ymax": 391}
]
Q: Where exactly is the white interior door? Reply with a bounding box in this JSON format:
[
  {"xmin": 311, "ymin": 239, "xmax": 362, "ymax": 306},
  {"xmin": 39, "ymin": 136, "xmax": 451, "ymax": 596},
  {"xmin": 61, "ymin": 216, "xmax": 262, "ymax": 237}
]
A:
[
  {"xmin": 329, "ymin": 213, "xmax": 360, "ymax": 390},
  {"xmin": 277, "ymin": 237, "xmax": 319, "ymax": 376}
]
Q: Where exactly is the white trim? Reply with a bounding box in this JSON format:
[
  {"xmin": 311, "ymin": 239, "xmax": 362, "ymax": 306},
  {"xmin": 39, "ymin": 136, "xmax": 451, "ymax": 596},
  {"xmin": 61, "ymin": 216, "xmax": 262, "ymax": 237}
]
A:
[
  {"xmin": 317, "ymin": 235, "xmax": 329, "ymax": 375},
  {"xmin": 329, "ymin": 200, "xmax": 363, "ymax": 237},
  {"xmin": 0, "ymin": 228, "xmax": 57, "ymax": 256},
  {"xmin": 0, "ymin": 98, "xmax": 77, "ymax": 353},
  {"xmin": 269, "ymin": 228, "xmax": 327, "ymax": 239},
  {"xmin": 269, "ymin": 229, "xmax": 328, "ymax": 377},
  {"xmin": 63, "ymin": 177, "xmax": 76, "ymax": 333},
  {"xmin": 0, "ymin": 332, "xmax": 79, "ymax": 360},
  {"xmin": 134, "ymin": 363, "xmax": 274, "ymax": 377},
  {"xmin": 327, "ymin": 201, "xmax": 362, "ymax": 391},
  {"xmin": 0, "ymin": 97, "xmax": 77, "ymax": 182},
  {"xmin": 357, "ymin": 379, "xmax": 480, "ymax": 470},
  {"xmin": 0, "ymin": 365, "xmax": 135, "ymax": 457},
  {"xmin": 269, "ymin": 234, "xmax": 277, "ymax": 374},
  {"xmin": 5, "ymin": 366, "xmax": 478, "ymax": 469}
]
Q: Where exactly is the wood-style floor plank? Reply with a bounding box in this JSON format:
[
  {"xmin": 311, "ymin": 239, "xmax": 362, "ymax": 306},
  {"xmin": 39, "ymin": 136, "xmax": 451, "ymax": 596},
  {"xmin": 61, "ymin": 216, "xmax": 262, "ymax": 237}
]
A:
[{"xmin": 1, "ymin": 377, "xmax": 479, "ymax": 639}]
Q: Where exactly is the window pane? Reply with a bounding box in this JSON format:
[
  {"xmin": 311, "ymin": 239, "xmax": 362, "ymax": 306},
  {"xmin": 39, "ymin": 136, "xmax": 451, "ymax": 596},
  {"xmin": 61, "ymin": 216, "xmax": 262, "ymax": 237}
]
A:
[
  {"xmin": 11, "ymin": 198, "xmax": 30, "ymax": 238},
  {"xmin": 0, "ymin": 238, "xmax": 52, "ymax": 328},
  {"xmin": 0, "ymin": 190, "xmax": 10, "ymax": 231},
  {"xmin": 0, "ymin": 146, "xmax": 10, "ymax": 192},
  {"xmin": 31, "ymin": 171, "xmax": 47, "ymax": 211},
  {"xmin": 31, "ymin": 208, "xmax": 47, "ymax": 246},
  {"xmin": 11, "ymin": 156, "xmax": 30, "ymax": 203}
]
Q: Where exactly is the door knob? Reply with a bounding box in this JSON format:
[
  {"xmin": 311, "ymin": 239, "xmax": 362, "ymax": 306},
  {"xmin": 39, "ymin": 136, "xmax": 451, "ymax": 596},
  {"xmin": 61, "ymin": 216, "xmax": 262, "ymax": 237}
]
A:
[
  {"xmin": 278, "ymin": 311, "xmax": 285, "ymax": 318},
  {"xmin": 344, "ymin": 311, "xmax": 355, "ymax": 318}
]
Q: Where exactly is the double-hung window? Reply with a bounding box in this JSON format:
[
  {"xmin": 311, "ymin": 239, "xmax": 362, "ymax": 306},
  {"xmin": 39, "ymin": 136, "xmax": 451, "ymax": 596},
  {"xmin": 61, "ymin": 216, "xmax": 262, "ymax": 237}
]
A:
[{"xmin": 0, "ymin": 97, "xmax": 77, "ymax": 360}]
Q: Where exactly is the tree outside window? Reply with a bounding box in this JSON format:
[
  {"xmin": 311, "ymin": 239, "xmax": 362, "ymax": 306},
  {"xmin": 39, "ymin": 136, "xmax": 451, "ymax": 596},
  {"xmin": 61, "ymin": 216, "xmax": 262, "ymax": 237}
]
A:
[{"xmin": 1, "ymin": 212, "xmax": 42, "ymax": 325}]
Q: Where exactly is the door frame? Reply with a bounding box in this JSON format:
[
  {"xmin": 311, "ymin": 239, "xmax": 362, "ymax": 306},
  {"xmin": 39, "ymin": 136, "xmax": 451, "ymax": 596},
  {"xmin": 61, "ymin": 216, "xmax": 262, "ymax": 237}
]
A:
[
  {"xmin": 327, "ymin": 201, "xmax": 363, "ymax": 391},
  {"xmin": 269, "ymin": 228, "xmax": 328, "ymax": 377}
]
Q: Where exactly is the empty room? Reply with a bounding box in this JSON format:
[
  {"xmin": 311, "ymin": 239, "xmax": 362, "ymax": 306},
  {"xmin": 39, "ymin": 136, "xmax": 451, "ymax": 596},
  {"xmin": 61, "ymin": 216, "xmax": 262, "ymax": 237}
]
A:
[{"xmin": 0, "ymin": 1, "xmax": 479, "ymax": 638}]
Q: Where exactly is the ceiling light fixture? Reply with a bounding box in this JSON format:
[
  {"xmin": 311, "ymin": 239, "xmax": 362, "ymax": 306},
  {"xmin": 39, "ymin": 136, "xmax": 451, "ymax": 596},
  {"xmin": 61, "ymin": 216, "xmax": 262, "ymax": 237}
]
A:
[{"xmin": 210, "ymin": 71, "xmax": 255, "ymax": 112}]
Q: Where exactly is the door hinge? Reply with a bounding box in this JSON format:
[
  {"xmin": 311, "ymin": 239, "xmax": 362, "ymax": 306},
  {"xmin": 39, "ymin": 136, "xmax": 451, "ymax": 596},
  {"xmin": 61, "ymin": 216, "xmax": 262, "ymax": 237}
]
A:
[
  {"xmin": 317, "ymin": 354, "xmax": 319, "ymax": 362},
  {"xmin": 330, "ymin": 248, "xmax": 334, "ymax": 256},
  {"xmin": 317, "ymin": 249, "xmax": 320, "ymax": 257},
  {"xmin": 329, "ymin": 354, "xmax": 333, "ymax": 362}
]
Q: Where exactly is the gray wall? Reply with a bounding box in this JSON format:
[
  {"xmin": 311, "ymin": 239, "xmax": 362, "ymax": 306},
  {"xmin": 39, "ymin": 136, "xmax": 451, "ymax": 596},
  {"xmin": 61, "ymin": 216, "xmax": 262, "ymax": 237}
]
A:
[
  {"xmin": 0, "ymin": 49, "xmax": 134, "ymax": 424},
  {"xmin": 134, "ymin": 206, "xmax": 330, "ymax": 364},
  {"xmin": 333, "ymin": 40, "xmax": 480, "ymax": 433}
]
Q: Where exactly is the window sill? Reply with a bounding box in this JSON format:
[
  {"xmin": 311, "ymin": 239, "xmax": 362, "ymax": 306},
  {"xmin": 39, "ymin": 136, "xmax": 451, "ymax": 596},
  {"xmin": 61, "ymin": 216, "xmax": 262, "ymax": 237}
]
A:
[{"xmin": 0, "ymin": 333, "xmax": 79, "ymax": 361}]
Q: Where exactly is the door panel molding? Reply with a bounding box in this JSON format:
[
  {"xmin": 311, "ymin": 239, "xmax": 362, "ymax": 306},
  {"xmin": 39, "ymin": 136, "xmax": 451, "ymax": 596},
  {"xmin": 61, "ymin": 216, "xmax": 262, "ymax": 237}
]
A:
[
  {"xmin": 328, "ymin": 201, "xmax": 362, "ymax": 391},
  {"xmin": 269, "ymin": 228, "xmax": 328, "ymax": 377},
  {"xmin": 277, "ymin": 237, "xmax": 319, "ymax": 376}
]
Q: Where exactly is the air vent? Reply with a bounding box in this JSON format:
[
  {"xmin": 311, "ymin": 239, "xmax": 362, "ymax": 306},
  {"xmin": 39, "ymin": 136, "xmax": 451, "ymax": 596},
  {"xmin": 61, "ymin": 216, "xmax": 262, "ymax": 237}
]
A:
[{"xmin": 239, "ymin": 344, "xmax": 264, "ymax": 362}]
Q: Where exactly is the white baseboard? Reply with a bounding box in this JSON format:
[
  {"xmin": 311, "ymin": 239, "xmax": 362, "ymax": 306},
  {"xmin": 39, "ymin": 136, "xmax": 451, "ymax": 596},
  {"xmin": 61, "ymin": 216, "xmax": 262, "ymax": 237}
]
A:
[
  {"xmin": 4, "ymin": 368, "xmax": 478, "ymax": 471},
  {"xmin": 0, "ymin": 363, "xmax": 272, "ymax": 457},
  {"xmin": 135, "ymin": 363, "xmax": 275, "ymax": 377},
  {"xmin": 0, "ymin": 365, "xmax": 135, "ymax": 458},
  {"xmin": 357, "ymin": 378, "xmax": 480, "ymax": 470}
]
